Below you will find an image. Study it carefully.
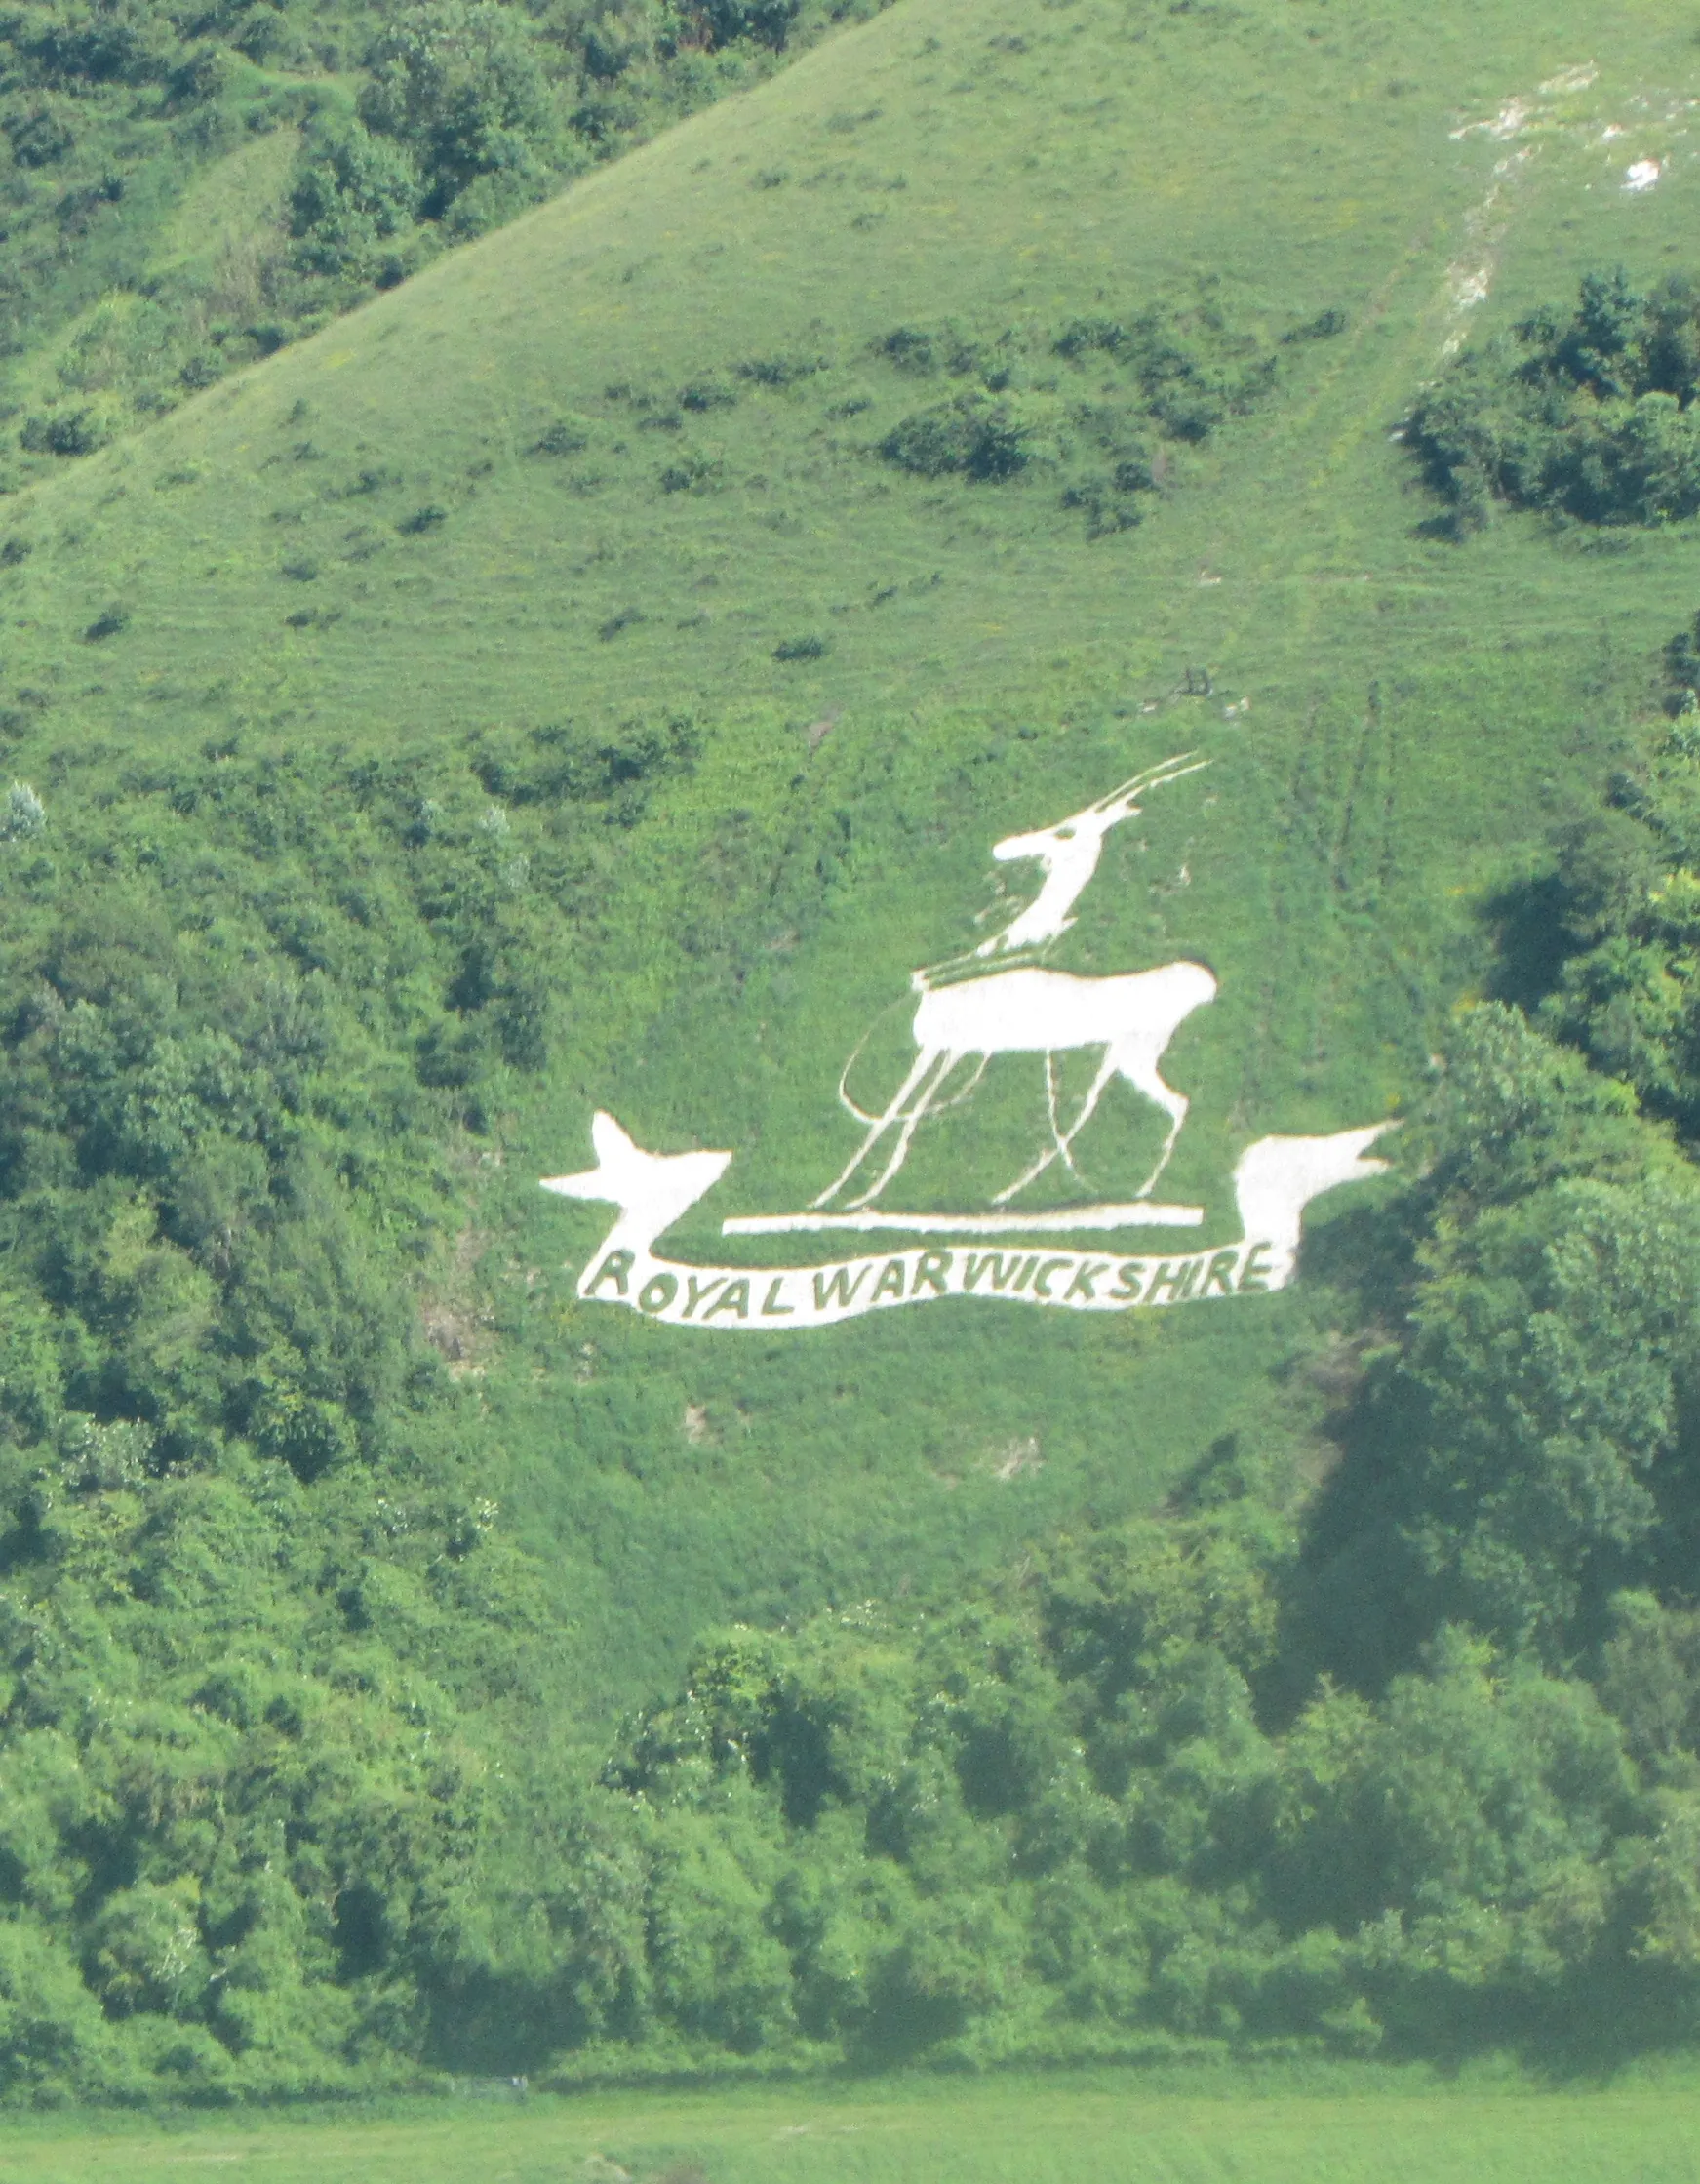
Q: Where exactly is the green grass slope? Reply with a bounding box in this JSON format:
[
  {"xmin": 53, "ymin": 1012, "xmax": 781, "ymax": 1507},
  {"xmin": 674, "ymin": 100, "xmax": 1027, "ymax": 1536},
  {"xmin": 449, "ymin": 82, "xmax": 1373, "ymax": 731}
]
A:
[
  {"xmin": 0, "ymin": 0, "xmax": 867, "ymax": 485},
  {"xmin": 9, "ymin": 2070, "xmax": 1700, "ymax": 2184},
  {"xmin": 2, "ymin": 0, "xmax": 1698, "ymax": 1692}
]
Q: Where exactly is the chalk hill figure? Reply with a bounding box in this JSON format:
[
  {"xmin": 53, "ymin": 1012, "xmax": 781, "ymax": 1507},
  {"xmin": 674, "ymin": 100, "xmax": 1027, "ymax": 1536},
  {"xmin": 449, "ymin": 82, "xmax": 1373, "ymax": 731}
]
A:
[{"xmin": 813, "ymin": 757, "xmax": 1215, "ymax": 1211}]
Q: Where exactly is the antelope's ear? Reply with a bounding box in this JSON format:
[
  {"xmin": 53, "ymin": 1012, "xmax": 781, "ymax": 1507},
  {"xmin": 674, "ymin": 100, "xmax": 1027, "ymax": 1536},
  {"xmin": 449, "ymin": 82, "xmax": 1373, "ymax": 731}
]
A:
[{"xmin": 590, "ymin": 1111, "xmax": 638, "ymax": 1164}]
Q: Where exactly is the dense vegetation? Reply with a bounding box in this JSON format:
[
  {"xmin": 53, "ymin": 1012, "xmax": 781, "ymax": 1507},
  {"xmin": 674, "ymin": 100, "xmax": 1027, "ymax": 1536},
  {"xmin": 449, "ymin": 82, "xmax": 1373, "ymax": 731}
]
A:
[
  {"xmin": 501, "ymin": 988, "xmax": 1700, "ymax": 2077},
  {"xmin": 0, "ymin": 738, "xmax": 604, "ymax": 2094},
  {"xmin": 1406, "ymin": 268, "xmax": 1700, "ymax": 533},
  {"xmin": 0, "ymin": 0, "xmax": 876, "ymax": 482},
  {"xmin": 8, "ymin": 712, "xmax": 1700, "ymax": 2092},
  {"xmin": 0, "ymin": 0, "xmax": 1697, "ymax": 2113}
]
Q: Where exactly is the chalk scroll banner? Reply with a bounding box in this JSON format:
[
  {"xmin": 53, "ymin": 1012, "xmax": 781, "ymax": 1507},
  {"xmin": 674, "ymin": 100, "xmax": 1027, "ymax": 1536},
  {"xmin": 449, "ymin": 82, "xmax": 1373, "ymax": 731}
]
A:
[
  {"xmin": 543, "ymin": 1113, "xmax": 1390, "ymax": 1332},
  {"xmin": 541, "ymin": 760, "xmax": 1393, "ymax": 1332}
]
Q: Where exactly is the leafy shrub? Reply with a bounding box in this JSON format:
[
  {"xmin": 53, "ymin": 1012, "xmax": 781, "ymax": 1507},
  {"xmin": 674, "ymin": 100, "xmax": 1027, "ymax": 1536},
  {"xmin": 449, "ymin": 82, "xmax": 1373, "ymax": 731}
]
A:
[
  {"xmin": 20, "ymin": 407, "xmax": 109, "ymax": 457},
  {"xmin": 680, "ymin": 377, "xmax": 738, "ymax": 412},
  {"xmin": 530, "ymin": 416, "xmax": 592, "ymax": 455},
  {"xmin": 289, "ymin": 123, "xmax": 422, "ymax": 277},
  {"xmin": 1060, "ymin": 476, "xmax": 1147, "ymax": 536},
  {"xmin": 772, "ymin": 633, "xmax": 829, "ymax": 660},
  {"xmin": 397, "ymin": 504, "xmax": 448, "ymax": 534},
  {"xmin": 0, "ymin": 781, "xmax": 46, "ymax": 841},
  {"xmin": 658, "ymin": 452, "xmax": 723, "ymax": 493},
  {"xmin": 1666, "ymin": 608, "xmax": 1700, "ymax": 710},
  {"xmin": 880, "ymin": 392, "xmax": 1055, "ymax": 481},
  {"xmin": 1406, "ymin": 267, "xmax": 1700, "ymax": 530},
  {"xmin": 469, "ymin": 714, "xmax": 698, "ymax": 813},
  {"xmin": 700, "ymin": 0, "xmax": 803, "ymax": 48},
  {"xmin": 736, "ymin": 352, "xmax": 828, "ymax": 388},
  {"xmin": 869, "ymin": 299, "xmax": 1289, "ymax": 528},
  {"xmin": 1, "ymin": 102, "xmax": 74, "ymax": 166},
  {"xmin": 1284, "ymin": 306, "xmax": 1349, "ymax": 342},
  {"xmin": 356, "ymin": 1, "xmax": 563, "ymax": 222},
  {"xmin": 875, "ymin": 325, "xmax": 941, "ymax": 373}
]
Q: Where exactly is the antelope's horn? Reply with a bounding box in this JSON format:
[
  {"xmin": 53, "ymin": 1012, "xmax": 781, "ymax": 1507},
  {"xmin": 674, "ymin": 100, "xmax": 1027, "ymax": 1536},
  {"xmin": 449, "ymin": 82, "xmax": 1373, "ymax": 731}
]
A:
[{"xmin": 1090, "ymin": 752, "xmax": 1209, "ymax": 814}]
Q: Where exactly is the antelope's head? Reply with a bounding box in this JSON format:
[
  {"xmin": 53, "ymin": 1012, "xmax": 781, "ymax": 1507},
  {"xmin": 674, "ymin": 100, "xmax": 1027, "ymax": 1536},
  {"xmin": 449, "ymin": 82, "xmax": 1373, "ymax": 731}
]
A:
[{"xmin": 990, "ymin": 752, "xmax": 1208, "ymax": 870}]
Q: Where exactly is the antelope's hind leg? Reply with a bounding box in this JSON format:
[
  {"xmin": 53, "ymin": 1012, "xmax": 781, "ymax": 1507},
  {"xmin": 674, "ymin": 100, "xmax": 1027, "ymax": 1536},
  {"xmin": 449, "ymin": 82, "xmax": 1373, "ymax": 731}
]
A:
[
  {"xmin": 842, "ymin": 1048, "xmax": 960, "ymax": 1210},
  {"xmin": 810, "ymin": 1046, "xmax": 945, "ymax": 1208}
]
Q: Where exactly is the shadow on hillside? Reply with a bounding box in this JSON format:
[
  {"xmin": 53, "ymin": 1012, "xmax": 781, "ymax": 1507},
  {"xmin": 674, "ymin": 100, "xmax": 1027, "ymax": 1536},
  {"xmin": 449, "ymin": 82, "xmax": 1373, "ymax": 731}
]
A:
[
  {"xmin": 1295, "ymin": 1189, "xmax": 1416, "ymax": 1336},
  {"xmin": 1477, "ymin": 868, "xmax": 1575, "ymax": 1012}
]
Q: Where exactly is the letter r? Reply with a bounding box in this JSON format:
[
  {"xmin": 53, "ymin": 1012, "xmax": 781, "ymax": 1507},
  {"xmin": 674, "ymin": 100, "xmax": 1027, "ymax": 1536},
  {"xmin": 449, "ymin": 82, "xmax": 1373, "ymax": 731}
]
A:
[{"xmin": 586, "ymin": 1251, "xmax": 634, "ymax": 1297}]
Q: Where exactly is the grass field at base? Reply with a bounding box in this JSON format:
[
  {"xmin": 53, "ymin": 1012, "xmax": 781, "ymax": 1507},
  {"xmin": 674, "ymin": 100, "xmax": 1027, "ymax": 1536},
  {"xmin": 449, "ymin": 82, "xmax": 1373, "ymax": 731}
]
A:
[{"xmin": 3, "ymin": 2070, "xmax": 1699, "ymax": 2184}]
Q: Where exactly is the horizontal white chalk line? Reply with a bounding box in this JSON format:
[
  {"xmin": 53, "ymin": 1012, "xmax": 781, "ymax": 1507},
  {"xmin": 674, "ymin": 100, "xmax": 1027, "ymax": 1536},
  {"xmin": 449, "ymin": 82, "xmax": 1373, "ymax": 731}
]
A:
[{"xmin": 720, "ymin": 1202, "xmax": 1206, "ymax": 1237}]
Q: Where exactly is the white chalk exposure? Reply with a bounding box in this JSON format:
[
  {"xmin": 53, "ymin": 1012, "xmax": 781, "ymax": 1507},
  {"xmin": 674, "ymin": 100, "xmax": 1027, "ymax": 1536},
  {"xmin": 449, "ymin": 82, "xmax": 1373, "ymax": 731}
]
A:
[
  {"xmin": 812, "ymin": 758, "xmax": 1215, "ymax": 1214},
  {"xmin": 1433, "ymin": 65, "xmax": 1674, "ymax": 362},
  {"xmin": 815, "ymin": 960, "xmax": 1218, "ymax": 1213},
  {"xmin": 543, "ymin": 1115, "xmax": 1393, "ymax": 1330},
  {"xmin": 976, "ymin": 755, "xmax": 1207, "ymax": 958},
  {"xmin": 541, "ymin": 766, "xmax": 1394, "ymax": 1332},
  {"xmin": 726, "ymin": 1200, "xmax": 1204, "ymax": 1238},
  {"xmin": 1448, "ymin": 62, "xmax": 1595, "ymax": 141}
]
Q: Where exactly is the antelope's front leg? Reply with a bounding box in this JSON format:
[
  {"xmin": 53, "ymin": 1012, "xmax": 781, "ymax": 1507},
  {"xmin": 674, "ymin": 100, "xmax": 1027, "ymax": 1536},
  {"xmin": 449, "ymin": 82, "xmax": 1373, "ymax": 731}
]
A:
[
  {"xmin": 1044, "ymin": 1052, "xmax": 1083, "ymax": 1180},
  {"xmin": 991, "ymin": 1056, "xmax": 1066, "ymax": 1205}
]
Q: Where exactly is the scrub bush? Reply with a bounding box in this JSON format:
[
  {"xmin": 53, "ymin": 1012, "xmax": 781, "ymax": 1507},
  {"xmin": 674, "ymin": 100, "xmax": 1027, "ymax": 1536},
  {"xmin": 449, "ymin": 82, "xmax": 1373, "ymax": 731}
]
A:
[
  {"xmin": 1407, "ymin": 268, "xmax": 1700, "ymax": 530},
  {"xmin": 870, "ymin": 299, "xmax": 1290, "ymax": 530}
]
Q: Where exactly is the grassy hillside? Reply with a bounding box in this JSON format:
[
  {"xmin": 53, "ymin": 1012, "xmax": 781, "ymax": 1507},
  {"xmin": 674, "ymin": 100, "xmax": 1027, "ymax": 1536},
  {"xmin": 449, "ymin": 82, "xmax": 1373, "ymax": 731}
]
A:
[
  {"xmin": 0, "ymin": 0, "xmax": 871, "ymax": 486},
  {"xmin": 3, "ymin": 0, "xmax": 1693, "ymax": 1678},
  {"xmin": 3, "ymin": 0, "xmax": 1700, "ymax": 2100}
]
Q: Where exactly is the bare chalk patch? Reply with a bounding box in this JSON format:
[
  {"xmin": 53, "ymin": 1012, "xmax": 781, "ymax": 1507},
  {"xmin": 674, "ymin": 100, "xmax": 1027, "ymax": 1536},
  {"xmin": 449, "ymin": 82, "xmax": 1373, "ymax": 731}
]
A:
[
  {"xmin": 1437, "ymin": 145, "xmax": 1532, "ymax": 358},
  {"xmin": 1432, "ymin": 64, "xmax": 1688, "ymax": 362},
  {"xmin": 990, "ymin": 1436, "xmax": 1043, "ymax": 1482},
  {"xmin": 1451, "ymin": 63, "xmax": 1596, "ymax": 141}
]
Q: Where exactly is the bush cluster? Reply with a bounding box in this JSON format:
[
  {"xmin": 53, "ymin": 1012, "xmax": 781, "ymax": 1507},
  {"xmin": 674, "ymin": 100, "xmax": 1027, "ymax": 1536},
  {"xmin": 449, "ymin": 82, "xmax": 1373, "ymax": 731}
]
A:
[
  {"xmin": 1406, "ymin": 268, "xmax": 1700, "ymax": 532},
  {"xmin": 0, "ymin": 716, "xmax": 742, "ymax": 2096},
  {"xmin": 870, "ymin": 303, "xmax": 1305, "ymax": 535}
]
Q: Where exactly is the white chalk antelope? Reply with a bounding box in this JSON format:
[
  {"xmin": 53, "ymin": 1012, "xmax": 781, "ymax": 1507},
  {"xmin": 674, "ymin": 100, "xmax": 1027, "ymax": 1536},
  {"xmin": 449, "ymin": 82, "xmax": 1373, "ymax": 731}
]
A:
[{"xmin": 813, "ymin": 757, "xmax": 1215, "ymax": 1211}]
